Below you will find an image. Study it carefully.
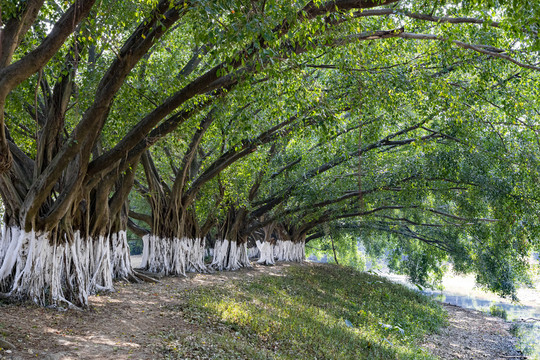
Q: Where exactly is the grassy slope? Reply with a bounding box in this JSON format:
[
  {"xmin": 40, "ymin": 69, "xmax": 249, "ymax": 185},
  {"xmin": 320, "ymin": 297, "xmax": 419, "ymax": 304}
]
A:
[{"xmin": 165, "ymin": 263, "xmax": 447, "ymax": 359}]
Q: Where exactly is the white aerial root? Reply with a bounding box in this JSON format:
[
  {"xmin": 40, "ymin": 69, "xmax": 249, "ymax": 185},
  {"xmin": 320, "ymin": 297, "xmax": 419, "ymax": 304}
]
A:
[
  {"xmin": 186, "ymin": 237, "xmax": 207, "ymax": 273},
  {"xmin": 229, "ymin": 241, "xmax": 251, "ymax": 270},
  {"xmin": 139, "ymin": 235, "xmax": 206, "ymax": 276},
  {"xmin": 0, "ymin": 227, "xmax": 115, "ymax": 308},
  {"xmin": 110, "ymin": 231, "xmax": 134, "ymax": 280},
  {"xmin": 210, "ymin": 239, "xmax": 229, "ymax": 271},
  {"xmin": 273, "ymin": 240, "xmax": 305, "ymax": 262},
  {"xmin": 290, "ymin": 241, "xmax": 306, "ymax": 262},
  {"xmin": 139, "ymin": 235, "xmax": 185, "ymax": 276},
  {"xmin": 0, "ymin": 224, "xmax": 11, "ymax": 271},
  {"xmin": 90, "ymin": 234, "xmax": 114, "ymax": 293},
  {"xmin": 256, "ymin": 240, "xmax": 275, "ymax": 265},
  {"xmin": 140, "ymin": 234, "xmax": 150, "ymax": 269},
  {"xmin": 248, "ymin": 246, "xmax": 260, "ymax": 259},
  {"xmin": 210, "ymin": 240, "xmax": 251, "ymax": 271},
  {"xmin": 273, "ymin": 240, "xmax": 292, "ymax": 261}
]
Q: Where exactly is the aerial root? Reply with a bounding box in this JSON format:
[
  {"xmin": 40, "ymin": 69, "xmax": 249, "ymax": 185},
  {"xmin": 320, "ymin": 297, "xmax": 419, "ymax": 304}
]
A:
[{"xmin": 133, "ymin": 270, "xmax": 161, "ymax": 283}]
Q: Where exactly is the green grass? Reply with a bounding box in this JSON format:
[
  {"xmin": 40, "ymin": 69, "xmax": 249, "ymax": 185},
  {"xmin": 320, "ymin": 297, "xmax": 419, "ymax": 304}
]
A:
[
  {"xmin": 489, "ymin": 305, "xmax": 508, "ymax": 320},
  {"xmin": 165, "ymin": 264, "xmax": 447, "ymax": 359}
]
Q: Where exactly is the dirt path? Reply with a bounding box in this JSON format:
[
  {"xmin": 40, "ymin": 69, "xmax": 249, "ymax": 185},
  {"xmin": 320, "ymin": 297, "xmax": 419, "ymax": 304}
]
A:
[
  {"xmin": 0, "ymin": 263, "xmax": 291, "ymax": 360},
  {"xmin": 422, "ymin": 304, "xmax": 525, "ymax": 359},
  {"xmin": 0, "ymin": 262, "xmax": 524, "ymax": 360}
]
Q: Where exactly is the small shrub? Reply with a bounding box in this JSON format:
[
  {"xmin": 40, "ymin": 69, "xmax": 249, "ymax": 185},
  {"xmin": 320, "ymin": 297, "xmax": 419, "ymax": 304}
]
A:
[{"xmin": 489, "ymin": 305, "xmax": 507, "ymax": 320}]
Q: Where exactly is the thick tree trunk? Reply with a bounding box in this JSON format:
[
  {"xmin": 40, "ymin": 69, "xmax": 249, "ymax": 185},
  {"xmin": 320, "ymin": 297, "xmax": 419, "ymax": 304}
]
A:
[
  {"xmin": 210, "ymin": 206, "xmax": 252, "ymax": 271},
  {"xmin": 110, "ymin": 230, "xmax": 134, "ymax": 280},
  {"xmin": 0, "ymin": 164, "xmax": 139, "ymax": 307},
  {"xmin": 210, "ymin": 239, "xmax": 250, "ymax": 271},
  {"xmin": 255, "ymin": 222, "xmax": 276, "ymax": 265},
  {"xmin": 139, "ymin": 235, "xmax": 206, "ymax": 275},
  {"xmin": 256, "ymin": 240, "xmax": 275, "ymax": 265},
  {"xmin": 273, "ymin": 239, "xmax": 305, "ymax": 262},
  {"xmin": 273, "ymin": 225, "xmax": 305, "ymax": 262},
  {"xmin": 248, "ymin": 245, "xmax": 260, "ymax": 259},
  {"xmin": 0, "ymin": 226, "xmax": 114, "ymax": 308},
  {"xmin": 137, "ymin": 149, "xmax": 209, "ymax": 276},
  {"xmin": 108, "ymin": 198, "xmax": 139, "ymax": 282}
]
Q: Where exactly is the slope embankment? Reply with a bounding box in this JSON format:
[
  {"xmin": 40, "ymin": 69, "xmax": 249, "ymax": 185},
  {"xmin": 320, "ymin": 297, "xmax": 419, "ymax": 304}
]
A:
[{"xmin": 0, "ymin": 262, "xmax": 523, "ymax": 359}]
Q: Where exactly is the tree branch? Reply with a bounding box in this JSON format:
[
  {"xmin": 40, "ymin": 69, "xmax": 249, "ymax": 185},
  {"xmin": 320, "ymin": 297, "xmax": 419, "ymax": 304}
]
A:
[
  {"xmin": 399, "ymin": 32, "xmax": 540, "ymax": 72},
  {"xmin": 129, "ymin": 210, "xmax": 153, "ymax": 227},
  {"xmin": 0, "ymin": 0, "xmax": 95, "ymax": 94}
]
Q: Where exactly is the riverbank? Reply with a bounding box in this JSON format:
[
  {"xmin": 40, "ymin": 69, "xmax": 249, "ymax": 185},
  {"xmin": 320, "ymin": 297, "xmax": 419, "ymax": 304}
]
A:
[
  {"xmin": 422, "ymin": 304, "xmax": 524, "ymax": 359},
  {"xmin": 0, "ymin": 262, "xmax": 524, "ymax": 359},
  {"xmin": 383, "ymin": 268, "xmax": 540, "ymax": 359}
]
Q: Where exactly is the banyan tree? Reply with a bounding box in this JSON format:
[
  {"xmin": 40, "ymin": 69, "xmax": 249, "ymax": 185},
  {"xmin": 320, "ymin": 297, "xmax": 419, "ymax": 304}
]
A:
[
  {"xmin": 130, "ymin": 98, "xmax": 321, "ymax": 273},
  {"xmin": 3, "ymin": 0, "xmax": 417, "ymax": 307},
  {"xmin": 1, "ymin": 0, "xmax": 538, "ymax": 307}
]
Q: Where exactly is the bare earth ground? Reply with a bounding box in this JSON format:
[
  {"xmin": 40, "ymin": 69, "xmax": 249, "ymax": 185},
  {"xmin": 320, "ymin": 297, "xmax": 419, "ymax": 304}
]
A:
[
  {"xmin": 0, "ymin": 261, "xmax": 525, "ymax": 360},
  {"xmin": 422, "ymin": 304, "xmax": 525, "ymax": 359}
]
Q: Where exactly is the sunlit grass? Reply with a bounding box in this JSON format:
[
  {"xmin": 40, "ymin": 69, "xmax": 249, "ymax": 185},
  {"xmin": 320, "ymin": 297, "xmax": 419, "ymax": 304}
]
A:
[{"xmin": 165, "ymin": 263, "xmax": 447, "ymax": 359}]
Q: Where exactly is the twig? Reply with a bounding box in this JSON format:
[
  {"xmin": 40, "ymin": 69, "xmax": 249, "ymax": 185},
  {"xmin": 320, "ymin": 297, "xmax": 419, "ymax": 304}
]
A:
[
  {"xmin": 330, "ymin": 236, "xmax": 339, "ymax": 265},
  {"xmin": 520, "ymin": 317, "xmax": 540, "ymax": 322}
]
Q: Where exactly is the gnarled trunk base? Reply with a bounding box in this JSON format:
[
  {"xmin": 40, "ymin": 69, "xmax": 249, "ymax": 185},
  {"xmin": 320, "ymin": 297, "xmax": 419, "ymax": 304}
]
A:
[
  {"xmin": 139, "ymin": 235, "xmax": 206, "ymax": 276},
  {"xmin": 0, "ymin": 226, "xmax": 115, "ymax": 308},
  {"xmin": 248, "ymin": 246, "xmax": 260, "ymax": 259},
  {"xmin": 256, "ymin": 240, "xmax": 275, "ymax": 265},
  {"xmin": 210, "ymin": 240, "xmax": 251, "ymax": 271},
  {"xmin": 274, "ymin": 240, "xmax": 305, "ymax": 262},
  {"xmin": 187, "ymin": 238, "xmax": 207, "ymax": 273},
  {"xmin": 110, "ymin": 231, "xmax": 136, "ymax": 281}
]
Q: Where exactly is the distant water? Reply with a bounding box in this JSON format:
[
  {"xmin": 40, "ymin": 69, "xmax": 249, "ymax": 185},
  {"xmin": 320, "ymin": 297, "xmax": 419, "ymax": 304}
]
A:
[
  {"xmin": 381, "ymin": 271, "xmax": 540, "ymax": 359},
  {"xmin": 426, "ymin": 289, "xmax": 540, "ymax": 359},
  {"xmin": 309, "ymin": 247, "xmax": 540, "ymax": 358}
]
